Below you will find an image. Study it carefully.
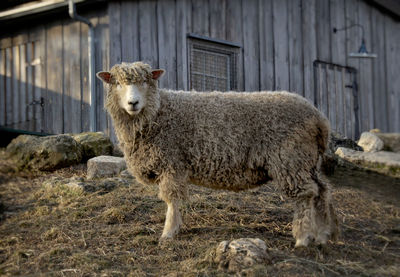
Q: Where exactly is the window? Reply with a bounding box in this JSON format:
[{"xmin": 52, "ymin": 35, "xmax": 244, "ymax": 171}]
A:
[{"xmin": 187, "ymin": 34, "xmax": 240, "ymax": 91}]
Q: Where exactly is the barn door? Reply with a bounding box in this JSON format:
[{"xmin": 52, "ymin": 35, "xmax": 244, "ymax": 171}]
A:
[
  {"xmin": 313, "ymin": 61, "xmax": 359, "ymax": 140},
  {"xmin": 0, "ymin": 40, "xmax": 44, "ymax": 133}
]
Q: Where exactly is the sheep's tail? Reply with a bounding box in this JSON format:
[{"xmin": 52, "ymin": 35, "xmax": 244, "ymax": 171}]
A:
[{"xmin": 316, "ymin": 116, "xmax": 330, "ymax": 156}]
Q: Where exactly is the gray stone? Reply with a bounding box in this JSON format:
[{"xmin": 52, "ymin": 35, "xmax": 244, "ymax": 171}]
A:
[
  {"xmin": 322, "ymin": 132, "xmax": 363, "ymax": 176},
  {"xmin": 335, "ymin": 147, "xmax": 400, "ymax": 177},
  {"xmin": 71, "ymin": 132, "xmax": 113, "ymax": 160},
  {"xmin": 120, "ymin": 169, "xmax": 134, "ymax": 179},
  {"xmin": 6, "ymin": 134, "xmax": 83, "ymax": 171},
  {"xmin": 329, "ymin": 132, "xmax": 363, "ymax": 152},
  {"xmin": 87, "ymin": 155, "xmax": 126, "ymax": 179},
  {"xmin": 358, "ymin": 132, "xmax": 384, "ymax": 152},
  {"xmin": 374, "ymin": 133, "xmax": 400, "ymax": 153},
  {"xmin": 214, "ymin": 238, "xmax": 270, "ymax": 272}
]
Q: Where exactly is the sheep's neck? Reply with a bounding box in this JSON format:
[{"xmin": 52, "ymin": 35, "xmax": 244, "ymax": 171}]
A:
[{"xmin": 107, "ymin": 104, "xmax": 157, "ymax": 154}]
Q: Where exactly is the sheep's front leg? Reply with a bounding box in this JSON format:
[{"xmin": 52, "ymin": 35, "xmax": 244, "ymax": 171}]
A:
[
  {"xmin": 161, "ymin": 200, "xmax": 182, "ymax": 239},
  {"xmin": 158, "ymin": 174, "xmax": 187, "ymax": 241}
]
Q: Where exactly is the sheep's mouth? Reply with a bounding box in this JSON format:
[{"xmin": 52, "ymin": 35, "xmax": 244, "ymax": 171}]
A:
[
  {"xmin": 126, "ymin": 109, "xmax": 141, "ymax": 115},
  {"xmin": 126, "ymin": 104, "xmax": 141, "ymax": 114}
]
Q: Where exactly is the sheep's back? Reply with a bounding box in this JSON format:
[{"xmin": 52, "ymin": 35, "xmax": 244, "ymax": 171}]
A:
[{"xmin": 144, "ymin": 90, "xmax": 327, "ymax": 190}]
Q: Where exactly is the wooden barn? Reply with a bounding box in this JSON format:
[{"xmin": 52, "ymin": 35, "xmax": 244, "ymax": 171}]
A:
[{"xmin": 0, "ymin": 0, "xmax": 399, "ymax": 142}]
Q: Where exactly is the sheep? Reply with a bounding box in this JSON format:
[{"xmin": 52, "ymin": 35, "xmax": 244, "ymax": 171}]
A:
[{"xmin": 96, "ymin": 61, "xmax": 338, "ymax": 247}]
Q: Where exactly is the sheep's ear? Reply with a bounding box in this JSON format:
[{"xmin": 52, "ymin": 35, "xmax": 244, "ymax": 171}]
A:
[
  {"xmin": 96, "ymin": 71, "xmax": 112, "ymax": 84},
  {"xmin": 151, "ymin": 69, "xmax": 165, "ymax": 80}
]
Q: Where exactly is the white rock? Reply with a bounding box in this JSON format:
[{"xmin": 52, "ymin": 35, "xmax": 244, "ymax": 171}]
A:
[
  {"xmin": 335, "ymin": 147, "xmax": 400, "ymax": 177},
  {"xmin": 214, "ymin": 238, "xmax": 269, "ymax": 272},
  {"xmin": 87, "ymin": 155, "xmax": 126, "ymax": 180},
  {"xmin": 358, "ymin": 132, "xmax": 384, "ymax": 152},
  {"xmin": 65, "ymin": 181, "xmax": 85, "ymax": 191}
]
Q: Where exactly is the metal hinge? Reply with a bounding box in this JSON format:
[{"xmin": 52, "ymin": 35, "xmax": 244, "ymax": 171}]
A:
[{"xmin": 27, "ymin": 97, "xmax": 44, "ymax": 107}]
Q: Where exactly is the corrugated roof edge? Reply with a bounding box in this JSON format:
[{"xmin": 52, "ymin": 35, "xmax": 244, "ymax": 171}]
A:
[{"xmin": 0, "ymin": 0, "xmax": 91, "ymax": 21}]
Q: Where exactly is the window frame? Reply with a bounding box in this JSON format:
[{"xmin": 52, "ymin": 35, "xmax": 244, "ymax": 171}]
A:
[{"xmin": 187, "ymin": 33, "xmax": 241, "ymax": 92}]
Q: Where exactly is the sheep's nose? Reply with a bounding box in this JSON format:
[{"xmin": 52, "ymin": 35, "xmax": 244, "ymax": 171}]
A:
[{"xmin": 128, "ymin": 100, "xmax": 139, "ymax": 107}]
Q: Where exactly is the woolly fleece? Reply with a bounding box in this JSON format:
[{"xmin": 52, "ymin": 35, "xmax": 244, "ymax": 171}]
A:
[{"xmin": 99, "ymin": 62, "xmax": 338, "ymax": 246}]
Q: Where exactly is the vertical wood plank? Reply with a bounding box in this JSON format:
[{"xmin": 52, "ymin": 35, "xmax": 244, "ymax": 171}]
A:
[
  {"xmin": 330, "ymin": 0, "xmax": 346, "ymax": 65},
  {"xmin": 226, "ymin": 0, "xmax": 244, "ymax": 91},
  {"xmin": 209, "ymin": 0, "xmax": 226, "ymax": 39},
  {"xmin": 186, "ymin": 0, "xmax": 192, "ymax": 34},
  {"xmin": 243, "ymin": 0, "xmax": 259, "ymax": 91},
  {"xmin": 288, "ymin": 0, "xmax": 303, "ymax": 95},
  {"xmin": 273, "ymin": 0, "xmax": 289, "ymax": 91},
  {"xmin": 345, "ymin": 0, "xmax": 361, "ymax": 136},
  {"xmin": 139, "ymin": 0, "xmax": 158, "ymax": 67},
  {"xmin": 259, "ymin": 0, "xmax": 274, "ymax": 91},
  {"xmin": 121, "ymin": 0, "xmax": 140, "ymax": 62},
  {"xmin": 109, "ymin": 1, "xmax": 122, "ymax": 66},
  {"xmin": 108, "ymin": 1, "xmax": 122, "ymax": 142},
  {"xmin": 12, "ymin": 45, "xmax": 20, "ymax": 126},
  {"xmin": 30, "ymin": 27, "xmax": 44, "ymax": 133},
  {"xmin": 81, "ymin": 21, "xmax": 90, "ymax": 132},
  {"xmin": 335, "ymin": 67, "xmax": 345, "ymax": 135},
  {"xmin": 316, "ymin": 0, "xmax": 331, "ymax": 61},
  {"xmin": 302, "ymin": 0, "xmax": 317, "ymax": 104},
  {"xmin": 326, "ymin": 65, "xmax": 336, "ymax": 130},
  {"xmin": 0, "ymin": 48, "xmax": 5, "ymax": 126},
  {"xmin": 191, "ymin": 0, "xmax": 209, "ymax": 36},
  {"xmin": 46, "ymin": 23, "xmax": 64, "ymax": 134},
  {"xmin": 95, "ymin": 11, "xmax": 110, "ymax": 134},
  {"xmin": 358, "ymin": 1, "xmax": 374, "ymax": 132},
  {"xmin": 20, "ymin": 43, "xmax": 27, "ymax": 129},
  {"xmin": 176, "ymin": 0, "xmax": 188, "ymax": 90},
  {"xmin": 320, "ymin": 65, "xmax": 328, "ymax": 117},
  {"xmin": 63, "ymin": 20, "xmax": 81, "ymax": 134},
  {"xmin": 157, "ymin": 0, "xmax": 177, "ymax": 89},
  {"xmin": 385, "ymin": 16, "xmax": 400, "ymax": 132},
  {"xmin": 5, "ymin": 47, "xmax": 12, "ymax": 126},
  {"xmin": 371, "ymin": 8, "xmax": 387, "ymax": 131},
  {"xmin": 343, "ymin": 68, "xmax": 351, "ymax": 137},
  {"xmin": 26, "ymin": 41, "xmax": 34, "ymax": 132},
  {"xmin": 344, "ymin": 69, "xmax": 355, "ymax": 139}
]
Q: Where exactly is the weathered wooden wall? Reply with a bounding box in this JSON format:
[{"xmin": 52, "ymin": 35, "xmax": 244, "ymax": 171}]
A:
[
  {"xmin": 107, "ymin": 0, "xmax": 399, "ymax": 137},
  {"xmin": 0, "ymin": 8, "xmax": 110, "ymax": 135},
  {"xmin": 1, "ymin": 0, "xmax": 399, "ymax": 140}
]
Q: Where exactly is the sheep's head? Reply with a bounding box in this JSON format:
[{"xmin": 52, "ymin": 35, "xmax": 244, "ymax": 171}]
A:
[{"xmin": 96, "ymin": 62, "xmax": 164, "ymax": 116}]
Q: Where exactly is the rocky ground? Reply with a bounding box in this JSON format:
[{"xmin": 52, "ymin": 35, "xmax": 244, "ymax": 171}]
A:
[{"xmin": 0, "ymin": 147, "xmax": 399, "ymax": 276}]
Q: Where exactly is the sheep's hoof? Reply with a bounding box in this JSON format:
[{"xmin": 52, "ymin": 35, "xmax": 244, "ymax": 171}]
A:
[
  {"xmin": 159, "ymin": 236, "xmax": 174, "ymax": 246},
  {"xmin": 315, "ymin": 232, "xmax": 329, "ymax": 245},
  {"xmin": 294, "ymin": 236, "xmax": 311, "ymax": 248}
]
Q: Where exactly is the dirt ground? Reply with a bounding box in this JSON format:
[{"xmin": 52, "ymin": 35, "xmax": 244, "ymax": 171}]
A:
[{"xmin": 0, "ymin": 150, "xmax": 399, "ymax": 276}]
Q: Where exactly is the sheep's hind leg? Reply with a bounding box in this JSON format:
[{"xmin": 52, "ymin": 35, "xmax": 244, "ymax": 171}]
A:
[
  {"xmin": 313, "ymin": 175, "xmax": 339, "ymax": 245},
  {"xmin": 292, "ymin": 175, "xmax": 338, "ymax": 247},
  {"xmin": 292, "ymin": 195, "xmax": 316, "ymax": 248}
]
